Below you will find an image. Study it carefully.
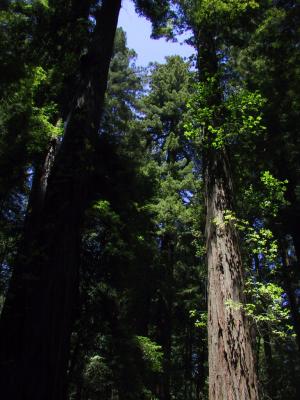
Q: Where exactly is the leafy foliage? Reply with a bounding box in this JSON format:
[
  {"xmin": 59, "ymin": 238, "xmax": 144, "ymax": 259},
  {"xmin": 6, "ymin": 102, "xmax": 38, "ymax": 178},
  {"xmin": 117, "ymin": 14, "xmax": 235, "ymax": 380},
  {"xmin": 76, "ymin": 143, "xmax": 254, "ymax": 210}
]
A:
[{"xmin": 184, "ymin": 80, "xmax": 266, "ymax": 148}]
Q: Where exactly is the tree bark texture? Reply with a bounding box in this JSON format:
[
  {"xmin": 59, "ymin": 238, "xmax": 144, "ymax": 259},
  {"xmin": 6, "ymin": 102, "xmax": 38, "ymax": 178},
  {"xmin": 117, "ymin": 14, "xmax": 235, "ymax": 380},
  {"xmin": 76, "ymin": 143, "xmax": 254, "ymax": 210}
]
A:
[
  {"xmin": 0, "ymin": 1, "xmax": 121, "ymax": 399},
  {"xmin": 25, "ymin": 138, "xmax": 60, "ymax": 238},
  {"xmin": 205, "ymin": 149, "xmax": 259, "ymax": 400},
  {"xmin": 194, "ymin": 25, "xmax": 259, "ymax": 400}
]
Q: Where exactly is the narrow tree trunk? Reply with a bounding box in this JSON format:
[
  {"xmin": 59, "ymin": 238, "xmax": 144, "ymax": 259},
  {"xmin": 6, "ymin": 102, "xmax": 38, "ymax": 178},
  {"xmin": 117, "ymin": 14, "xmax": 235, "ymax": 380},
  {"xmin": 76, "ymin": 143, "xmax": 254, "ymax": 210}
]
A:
[
  {"xmin": 0, "ymin": 1, "xmax": 121, "ymax": 399},
  {"xmin": 205, "ymin": 148, "xmax": 259, "ymax": 400},
  {"xmin": 74, "ymin": 381, "xmax": 83, "ymax": 400},
  {"xmin": 262, "ymin": 331, "xmax": 274, "ymax": 399},
  {"xmin": 163, "ymin": 242, "xmax": 173, "ymax": 400},
  {"xmin": 280, "ymin": 244, "xmax": 300, "ymax": 351},
  {"xmin": 184, "ymin": 325, "xmax": 191, "ymax": 399},
  {"xmin": 196, "ymin": 328, "xmax": 208, "ymax": 400},
  {"xmin": 290, "ymin": 223, "xmax": 300, "ymax": 275},
  {"xmin": 157, "ymin": 233, "xmax": 174, "ymax": 400}
]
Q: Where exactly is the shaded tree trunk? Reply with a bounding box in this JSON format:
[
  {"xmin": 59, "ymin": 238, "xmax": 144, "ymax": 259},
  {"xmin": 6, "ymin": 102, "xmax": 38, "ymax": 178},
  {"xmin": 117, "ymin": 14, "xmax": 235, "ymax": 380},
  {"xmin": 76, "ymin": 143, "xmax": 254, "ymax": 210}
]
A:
[
  {"xmin": 162, "ymin": 239, "xmax": 174, "ymax": 400},
  {"xmin": 0, "ymin": 1, "xmax": 121, "ymax": 399},
  {"xmin": 196, "ymin": 329, "xmax": 208, "ymax": 400},
  {"xmin": 280, "ymin": 243, "xmax": 300, "ymax": 351},
  {"xmin": 291, "ymin": 226, "xmax": 300, "ymax": 268},
  {"xmin": 262, "ymin": 331, "xmax": 274, "ymax": 399},
  {"xmin": 156, "ymin": 232, "xmax": 174, "ymax": 400},
  {"xmin": 25, "ymin": 138, "xmax": 60, "ymax": 238}
]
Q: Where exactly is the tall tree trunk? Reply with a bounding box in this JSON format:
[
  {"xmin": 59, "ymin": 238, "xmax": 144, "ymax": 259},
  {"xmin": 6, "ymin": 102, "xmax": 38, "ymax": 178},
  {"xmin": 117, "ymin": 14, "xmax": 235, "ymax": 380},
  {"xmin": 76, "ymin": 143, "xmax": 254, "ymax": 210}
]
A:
[
  {"xmin": 0, "ymin": 1, "xmax": 121, "ymax": 399},
  {"xmin": 156, "ymin": 146, "xmax": 177, "ymax": 400},
  {"xmin": 205, "ymin": 149, "xmax": 259, "ymax": 400},
  {"xmin": 292, "ymin": 227, "xmax": 300, "ymax": 266},
  {"xmin": 280, "ymin": 243, "xmax": 300, "ymax": 351},
  {"xmin": 162, "ymin": 239, "xmax": 173, "ymax": 400},
  {"xmin": 195, "ymin": 28, "xmax": 259, "ymax": 400},
  {"xmin": 156, "ymin": 233, "xmax": 174, "ymax": 400},
  {"xmin": 196, "ymin": 327, "xmax": 208, "ymax": 400},
  {"xmin": 262, "ymin": 331, "xmax": 274, "ymax": 399}
]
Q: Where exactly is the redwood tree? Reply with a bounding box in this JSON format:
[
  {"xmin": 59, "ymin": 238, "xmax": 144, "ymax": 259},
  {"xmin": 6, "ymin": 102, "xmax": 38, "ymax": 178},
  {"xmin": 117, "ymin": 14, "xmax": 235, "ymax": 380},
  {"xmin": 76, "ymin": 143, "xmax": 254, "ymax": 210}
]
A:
[
  {"xmin": 0, "ymin": 1, "xmax": 121, "ymax": 399},
  {"xmin": 174, "ymin": 1, "xmax": 261, "ymax": 398}
]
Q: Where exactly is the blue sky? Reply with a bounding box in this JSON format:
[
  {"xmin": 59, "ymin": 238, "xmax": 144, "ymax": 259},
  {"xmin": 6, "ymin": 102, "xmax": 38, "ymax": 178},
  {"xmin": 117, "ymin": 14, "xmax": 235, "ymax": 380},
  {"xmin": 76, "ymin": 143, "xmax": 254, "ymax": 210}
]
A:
[{"xmin": 118, "ymin": 0, "xmax": 194, "ymax": 66}]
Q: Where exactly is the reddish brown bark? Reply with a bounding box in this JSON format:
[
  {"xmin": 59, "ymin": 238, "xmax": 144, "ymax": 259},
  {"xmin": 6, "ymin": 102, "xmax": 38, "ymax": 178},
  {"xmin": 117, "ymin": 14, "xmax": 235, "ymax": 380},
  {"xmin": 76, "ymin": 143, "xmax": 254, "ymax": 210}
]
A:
[
  {"xmin": 205, "ymin": 149, "xmax": 259, "ymax": 400},
  {"xmin": 193, "ymin": 23, "xmax": 259, "ymax": 399}
]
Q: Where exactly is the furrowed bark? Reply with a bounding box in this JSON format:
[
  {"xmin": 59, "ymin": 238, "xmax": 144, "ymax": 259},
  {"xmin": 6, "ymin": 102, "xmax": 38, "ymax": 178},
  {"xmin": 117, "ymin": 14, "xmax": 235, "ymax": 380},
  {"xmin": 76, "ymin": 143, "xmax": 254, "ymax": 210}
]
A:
[
  {"xmin": 0, "ymin": 1, "xmax": 121, "ymax": 399},
  {"xmin": 205, "ymin": 149, "xmax": 259, "ymax": 400},
  {"xmin": 194, "ymin": 28, "xmax": 259, "ymax": 400}
]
